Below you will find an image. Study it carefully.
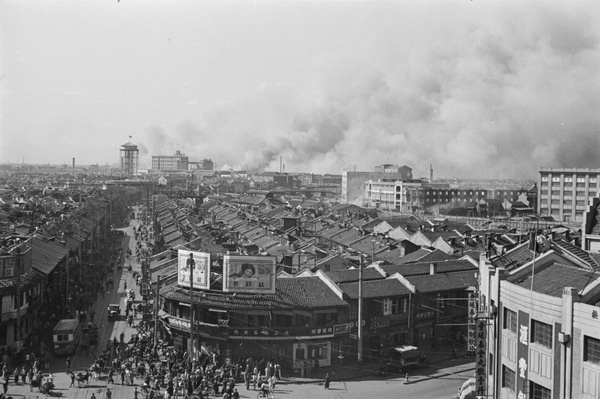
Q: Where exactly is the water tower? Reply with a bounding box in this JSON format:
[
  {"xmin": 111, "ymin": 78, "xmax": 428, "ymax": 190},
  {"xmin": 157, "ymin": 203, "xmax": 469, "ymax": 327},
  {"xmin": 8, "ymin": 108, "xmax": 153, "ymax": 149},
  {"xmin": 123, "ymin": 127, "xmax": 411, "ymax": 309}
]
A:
[{"xmin": 120, "ymin": 141, "xmax": 139, "ymax": 177}]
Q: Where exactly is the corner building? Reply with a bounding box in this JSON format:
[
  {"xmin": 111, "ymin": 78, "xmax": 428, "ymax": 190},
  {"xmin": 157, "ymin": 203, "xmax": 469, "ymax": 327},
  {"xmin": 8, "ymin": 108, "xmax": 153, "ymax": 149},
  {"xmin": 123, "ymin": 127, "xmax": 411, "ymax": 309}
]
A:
[
  {"xmin": 158, "ymin": 271, "xmax": 350, "ymax": 374},
  {"xmin": 478, "ymin": 242, "xmax": 600, "ymax": 399}
]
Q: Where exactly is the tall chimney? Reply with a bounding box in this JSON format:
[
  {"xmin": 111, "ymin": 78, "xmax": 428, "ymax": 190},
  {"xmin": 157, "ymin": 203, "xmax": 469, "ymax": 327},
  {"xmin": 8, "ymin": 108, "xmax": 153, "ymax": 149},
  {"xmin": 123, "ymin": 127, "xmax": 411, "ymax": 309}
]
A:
[
  {"xmin": 280, "ymin": 156, "xmax": 282, "ymax": 173},
  {"xmin": 73, "ymin": 157, "xmax": 75, "ymax": 170},
  {"xmin": 430, "ymin": 164, "xmax": 433, "ymax": 182}
]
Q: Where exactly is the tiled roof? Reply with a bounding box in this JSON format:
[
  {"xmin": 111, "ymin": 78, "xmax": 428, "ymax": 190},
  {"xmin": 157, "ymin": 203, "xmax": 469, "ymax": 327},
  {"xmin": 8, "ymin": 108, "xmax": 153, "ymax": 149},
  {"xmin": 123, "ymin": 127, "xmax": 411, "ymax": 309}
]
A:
[
  {"xmin": 406, "ymin": 270, "xmax": 478, "ymax": 293},
  {"xmin": 381, "ymin": 259, "xmax": 477, "ymax": 277},
  {"xmin": 513, "ymin": 262, "xmax": 600, "ymax": 297},
  {"xmin": 339, "ymin": 278, "xmax": 411, "ymax": 299},
  {"xmin": 0, "ymin": 266, "xmax": 45, "ymax": 292},
  {"xmin": 389, "ymin": 248, "xmax": 432, "ymax": 264},
  {"xmin": 31, "ymin": 236, "xmax": 65, "ymax": 274},
  {"xmin": 324, "ymin": 267, "xmax": 386, "ymax": 284},
  {"xmin": 161, "ymin": 276, "xmax": 348, "ymax": 310}
]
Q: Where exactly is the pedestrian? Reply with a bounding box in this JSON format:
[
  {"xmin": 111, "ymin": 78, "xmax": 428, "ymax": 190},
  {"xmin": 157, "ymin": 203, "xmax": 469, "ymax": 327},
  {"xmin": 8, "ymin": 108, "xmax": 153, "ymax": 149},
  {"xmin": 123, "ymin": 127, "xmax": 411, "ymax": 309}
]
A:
[
  {"xmin": 20, "ymin": 366, "xmax": 26, "ymax": 384},
  {"xmin": 66, "ymin": 356, "xmax": 71, "ymax": 372},
  {"xmin": 324, "ymin": 373, "xmax": 330, "ymax": 390},
  {"xmin": 120, "ymin": 369, "xmax": 126, "ymax": 384},
  {"xmin": 91, "ymin": 394, "xmax": 96, "ymax": 399},
  {"xmin": 232, "ymin": 388, "xmax": 240, "ymax": 399},
  {"xmin": 134, "ymin": 387, "xmax": 139, "ymax": 399},
  {"xmin": 2, "ymin": 378, "xmax": 7, "ymax": 395},
  {"xmin": 13, "ymin": 367, "xmax": 18, "ymax": 384},
  {"xmin": 124, "ymin": 281, "xmax": 127, "ymax": 291},
  {"xmin": 106, "ymin": 387, "xmax": 113, "ymax": 399},
  {"xmin": 70, "ymin": 371, "xmax": 75, "ymax": 387}
]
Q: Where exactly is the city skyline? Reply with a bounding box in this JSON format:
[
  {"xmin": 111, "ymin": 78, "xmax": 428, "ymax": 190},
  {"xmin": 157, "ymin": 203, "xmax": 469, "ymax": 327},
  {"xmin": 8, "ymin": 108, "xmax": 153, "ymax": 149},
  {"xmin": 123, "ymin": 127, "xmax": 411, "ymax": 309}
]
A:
[{"xmin": 1, "ymin": 1, "xmax": 598, "ymax": 179}]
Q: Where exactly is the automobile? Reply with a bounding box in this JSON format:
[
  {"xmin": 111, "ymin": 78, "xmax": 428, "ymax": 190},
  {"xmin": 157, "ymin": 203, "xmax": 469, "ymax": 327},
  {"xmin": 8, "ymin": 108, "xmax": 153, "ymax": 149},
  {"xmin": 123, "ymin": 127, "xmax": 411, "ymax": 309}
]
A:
[
  {"xmin": 108, "ymin": 304, "xmax": 120, "ymax": 321},
  {"xmin": 378, "ymin": 345, "xmax": 428, "ymax": 374}
]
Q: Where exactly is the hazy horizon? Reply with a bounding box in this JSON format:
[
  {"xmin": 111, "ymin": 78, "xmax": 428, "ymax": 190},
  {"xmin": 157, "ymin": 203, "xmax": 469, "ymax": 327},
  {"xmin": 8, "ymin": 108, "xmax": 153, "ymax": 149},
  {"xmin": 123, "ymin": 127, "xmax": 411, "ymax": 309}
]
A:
[{"xmin": 1, "ymin": 1, "xmax": 598, "ymax": 179}]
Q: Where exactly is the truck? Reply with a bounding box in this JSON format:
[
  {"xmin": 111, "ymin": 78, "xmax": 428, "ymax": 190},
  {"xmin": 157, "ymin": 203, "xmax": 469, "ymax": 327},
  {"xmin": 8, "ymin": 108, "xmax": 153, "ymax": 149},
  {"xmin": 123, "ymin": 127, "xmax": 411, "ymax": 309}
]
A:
[
  {"xmin": 53, "ymin": 318, "xmax": 81, "ymax": 355},
  {"xmin": 379, "ymin": 345, "xmax": 427, "ymax": 374}
]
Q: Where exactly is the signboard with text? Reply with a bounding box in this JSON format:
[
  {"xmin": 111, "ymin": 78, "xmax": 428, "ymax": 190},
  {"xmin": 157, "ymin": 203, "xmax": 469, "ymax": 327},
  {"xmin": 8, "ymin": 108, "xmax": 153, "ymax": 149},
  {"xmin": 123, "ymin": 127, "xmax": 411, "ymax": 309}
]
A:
[
  {"xmin": 467, "ymin": 291, "xmax": 477, "ymax": 356},
  {"xmin": 177, "ymin": 250, "xmax": 210, "ymax": 289},
  {"xmin": 475, "ymin": 319, "xmax": 487, "ymax": 397},
  {"xmin": 223, "ymin": 255, "xmax": 276, "ymax": 294},
  {"xmin": 516, "ymin": 310, "xmax": 530, "ymax": 399}
]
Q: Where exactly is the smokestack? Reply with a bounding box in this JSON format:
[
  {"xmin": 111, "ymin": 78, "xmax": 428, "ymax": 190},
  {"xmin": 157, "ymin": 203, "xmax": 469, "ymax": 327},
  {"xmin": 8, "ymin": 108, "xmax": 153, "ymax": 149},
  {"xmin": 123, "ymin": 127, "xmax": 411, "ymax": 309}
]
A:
[
  {"xmin": 283, "ymin": 163, "xmax": 285, "ymax": 173},
  {"xmin": 280, "ymin": 156, "xmax": 282, "ymax": 173},
  {"xmin": 430, "ymin": 164, "xmax": 433, "ymax": 182},
  {"xmin": 73, "ymin": 157, "xmax": 75, "ymax": 170}
]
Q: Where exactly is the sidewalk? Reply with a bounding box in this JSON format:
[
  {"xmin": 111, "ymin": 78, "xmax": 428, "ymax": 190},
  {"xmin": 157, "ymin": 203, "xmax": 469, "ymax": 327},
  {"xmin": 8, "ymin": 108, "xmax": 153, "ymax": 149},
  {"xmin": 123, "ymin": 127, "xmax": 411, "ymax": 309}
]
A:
[{"xmin": 284, "ymin": 350, "xmax": 474, "ymax": 385}]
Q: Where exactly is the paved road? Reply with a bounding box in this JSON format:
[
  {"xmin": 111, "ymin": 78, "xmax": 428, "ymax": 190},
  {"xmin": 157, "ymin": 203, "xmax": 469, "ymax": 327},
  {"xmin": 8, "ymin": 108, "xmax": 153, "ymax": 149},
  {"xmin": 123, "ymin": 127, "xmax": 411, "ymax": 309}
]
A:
[{"xmin": 7, "ymin": 209, "xmax": 472, "ymax": 399}]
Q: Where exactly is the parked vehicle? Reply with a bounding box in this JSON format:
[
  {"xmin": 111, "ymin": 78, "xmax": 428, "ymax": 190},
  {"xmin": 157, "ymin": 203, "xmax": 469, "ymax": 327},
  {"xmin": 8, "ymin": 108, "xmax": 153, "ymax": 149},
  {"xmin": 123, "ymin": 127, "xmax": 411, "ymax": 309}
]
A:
[
  {"xmin": 108, "ymin": 304, "xmax": 121, "ymax": 321},
  {"xmin": 53, "ymin": 318, "xmax": 81, "ymax": 355},
  {"xmin": 378, "ymin": 345, "xmax": 427, "ymax": 374}
]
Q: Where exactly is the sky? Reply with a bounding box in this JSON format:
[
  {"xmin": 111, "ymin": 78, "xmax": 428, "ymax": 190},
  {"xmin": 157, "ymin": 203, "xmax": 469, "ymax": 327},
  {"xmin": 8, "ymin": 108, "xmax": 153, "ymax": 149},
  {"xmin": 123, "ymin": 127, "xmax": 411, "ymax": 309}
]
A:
[{"xmin": 1, "ymin": 0, "xmax": 598, "ymax": 179}]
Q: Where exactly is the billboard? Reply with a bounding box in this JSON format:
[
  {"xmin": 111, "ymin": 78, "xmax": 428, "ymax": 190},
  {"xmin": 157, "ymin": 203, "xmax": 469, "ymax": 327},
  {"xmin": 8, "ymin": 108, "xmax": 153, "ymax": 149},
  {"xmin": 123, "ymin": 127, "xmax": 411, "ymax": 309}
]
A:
[
  {"xmin": 223, "ymin": 255, "xmax": 276, "ymax": 294},
  {"xmin": 177, "ymin": 250, "xmax": 210, "ymax": 290}
]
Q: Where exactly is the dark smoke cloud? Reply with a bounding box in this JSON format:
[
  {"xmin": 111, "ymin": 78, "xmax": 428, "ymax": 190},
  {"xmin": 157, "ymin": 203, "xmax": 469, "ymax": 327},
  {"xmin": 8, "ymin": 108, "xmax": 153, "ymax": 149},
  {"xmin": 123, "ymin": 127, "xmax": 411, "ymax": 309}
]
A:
[{"xmin": 141, "ymin": 2, "xmax": 599, "ymax": 178}]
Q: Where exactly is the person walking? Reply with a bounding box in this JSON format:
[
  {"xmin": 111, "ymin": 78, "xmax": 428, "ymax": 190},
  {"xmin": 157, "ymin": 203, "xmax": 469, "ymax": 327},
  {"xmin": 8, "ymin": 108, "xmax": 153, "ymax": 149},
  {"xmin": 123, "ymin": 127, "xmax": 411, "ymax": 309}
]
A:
[
  {"xmin": 66, "ymin": 356, "xmax": 71, "ymax": 373},
  {"xmin": 120, "ymin": 368, "xmax": 126, "ymax": 384},
  {"xmin": 13, "ymin": 367, "xmax": 19, "ymax": 384},
  {"xmin": 70, "ymin": 371, "xmax": 75, "ymax": 387},
  {"xmin": 324, "ymin": 373, "xmax": 331, "ymax": 390}
]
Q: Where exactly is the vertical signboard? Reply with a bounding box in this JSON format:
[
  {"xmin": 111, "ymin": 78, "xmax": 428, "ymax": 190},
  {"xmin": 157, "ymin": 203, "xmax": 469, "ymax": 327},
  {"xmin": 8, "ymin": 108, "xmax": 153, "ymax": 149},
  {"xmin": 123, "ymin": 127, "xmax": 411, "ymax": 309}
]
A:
[
  {"xmin": 516, "ymin": 310, "xmax": 530, "ymax": 399},
  {"xmin": 223, "ymin": 255, "xmax": 276, "ymax": 294},
  {"xmin": 467, "ymin": 291, "xmax": 477, "ymax": 356},
  {"xmin": 475, "ymin": 318, "xmax": 487, "ymax": 397},
  {"xmin": 177, "ymin": 250, "xmax": 210, "ymax": 289}
]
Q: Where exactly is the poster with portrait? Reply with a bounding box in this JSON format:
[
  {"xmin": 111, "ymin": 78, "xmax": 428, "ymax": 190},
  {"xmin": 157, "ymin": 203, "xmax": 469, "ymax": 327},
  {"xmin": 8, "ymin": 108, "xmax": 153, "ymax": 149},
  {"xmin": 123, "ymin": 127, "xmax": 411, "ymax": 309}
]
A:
[
  {"xmin": 177, "ymin": 249, "xmax": 210, "ymax": 289},
  {"xmin": 223, "ymin": 255, "xmax": 276, "ymax": 294}
]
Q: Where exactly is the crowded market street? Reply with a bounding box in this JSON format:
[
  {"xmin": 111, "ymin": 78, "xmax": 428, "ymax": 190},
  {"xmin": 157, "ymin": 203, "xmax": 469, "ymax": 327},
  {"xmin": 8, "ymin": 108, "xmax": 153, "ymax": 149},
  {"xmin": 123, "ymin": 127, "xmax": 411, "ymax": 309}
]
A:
[{"xmin": 3, "ymin": 208, "xmax": 473, "ymax": 399}]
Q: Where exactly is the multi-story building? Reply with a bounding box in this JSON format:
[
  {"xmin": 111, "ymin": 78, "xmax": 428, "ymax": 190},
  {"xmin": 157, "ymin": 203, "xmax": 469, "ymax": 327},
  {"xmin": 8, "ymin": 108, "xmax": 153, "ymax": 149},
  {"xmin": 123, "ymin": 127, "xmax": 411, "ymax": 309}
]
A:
[
  {"xmin": 364, "ymin": 180, "xmax": 421, "ymax": 211},
  {"xmin": 152, "ymin": 150, "xmax": 189, "ymax": 173},
  {"xmin": 539, "ymin": 167, "xmax": 600, "ymax": 223},
  {"xmin": 120, "ymin": 142, "xmax": 139, "ymax": 177},
  {"xmin": 478, "ymin": 238, "xmax": 600, "ymax": 399},
  {"xmin": 189, "ymin": 159, "xmax": 214, "ymax": 171},
  {"xmin": 342, "ymin": 165, "xmax": 413, "ymax": 205}
]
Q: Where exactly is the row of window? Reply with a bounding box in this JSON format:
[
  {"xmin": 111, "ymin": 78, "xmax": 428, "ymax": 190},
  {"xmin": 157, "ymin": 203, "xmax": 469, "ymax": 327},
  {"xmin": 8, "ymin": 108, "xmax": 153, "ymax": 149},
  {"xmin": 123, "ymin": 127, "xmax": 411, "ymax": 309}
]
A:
[
  {"xmin": 542, "ymin": 176, "xmax": 598, "ymax": 183},
  {"xmin": 504, "ymin": 308, "xmax": 600, "ymax": 364},
  {"xmin": 503, "ymin": 369, "xmax": 552, "ymax": 399}
]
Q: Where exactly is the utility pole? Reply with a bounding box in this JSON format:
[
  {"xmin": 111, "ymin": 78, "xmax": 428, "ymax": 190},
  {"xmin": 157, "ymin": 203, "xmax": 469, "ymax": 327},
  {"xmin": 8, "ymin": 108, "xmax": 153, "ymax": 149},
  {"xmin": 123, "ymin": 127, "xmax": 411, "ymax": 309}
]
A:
[
  {"xmin": 189, "ymin": 253, "xmax": 195, "ymax": 370},
  {"xmin": 358, "ymin": 255, "xmax": 363, "ymax": 363},
  {"xmin": 15, "ymin": 248, "xmax": 22, "ymax": 343},
  {"xmin": 153, "ymin": 275, "xmax": 161, "ymax": 350}
]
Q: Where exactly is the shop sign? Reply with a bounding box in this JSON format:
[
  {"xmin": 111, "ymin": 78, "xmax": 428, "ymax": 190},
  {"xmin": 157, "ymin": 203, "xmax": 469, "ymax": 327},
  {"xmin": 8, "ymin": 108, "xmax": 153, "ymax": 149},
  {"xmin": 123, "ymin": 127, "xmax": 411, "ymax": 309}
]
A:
[
  {"xmin": 333, "ymin": 324, "xmax": 350, "ymax": 334},
  {"xmin": 516, "ymin": 310, "xmax": 530, "ymax": 399},
  {"xmin": 309, "ymin": 327, "xmax": 333, "ymax": 335},
  {"xmin": 370, "ymin": 320, "xmax": 390, "ymax": 330},
  {"xmin": 231, "ymin": 328, "xmax": 290, "ymax": 337},
  {"xmin": 467, "ymin": 291, "xmax": 477, "ymax": 356},
  {"xmin": 475, "ymin": 319, "xmax": 487, "ymax": 397}
]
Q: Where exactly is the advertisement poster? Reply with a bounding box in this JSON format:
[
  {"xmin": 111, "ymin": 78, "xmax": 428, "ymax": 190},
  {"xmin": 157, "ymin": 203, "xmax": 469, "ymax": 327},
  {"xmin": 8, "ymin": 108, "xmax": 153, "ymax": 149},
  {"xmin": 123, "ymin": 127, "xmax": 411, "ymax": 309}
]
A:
[
  {"xmin": 177, "ymin": 249, "xmax": 210, "ymax": 289},
  {"xmin": 223, "ymin": 255, "xmax": 276, "ymax": 294}
]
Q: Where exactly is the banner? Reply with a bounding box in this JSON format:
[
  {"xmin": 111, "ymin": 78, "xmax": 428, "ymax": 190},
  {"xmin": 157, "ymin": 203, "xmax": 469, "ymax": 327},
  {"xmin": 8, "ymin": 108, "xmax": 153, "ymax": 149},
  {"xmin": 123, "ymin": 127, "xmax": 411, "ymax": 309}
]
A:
[
  {"xmin": 177, "ymin": 250, "xmax": 210, "ymax": 289},
  {"xmin": 467, "ymin": 291, "xmax": 477, "ymax": 356},
  {"xmin": 223, "ymin": 255, "xmax": 276, "ymax": 294},
  {"xmin": 516, "ymin": 310, "xmax": 530, "ymax": 399}
]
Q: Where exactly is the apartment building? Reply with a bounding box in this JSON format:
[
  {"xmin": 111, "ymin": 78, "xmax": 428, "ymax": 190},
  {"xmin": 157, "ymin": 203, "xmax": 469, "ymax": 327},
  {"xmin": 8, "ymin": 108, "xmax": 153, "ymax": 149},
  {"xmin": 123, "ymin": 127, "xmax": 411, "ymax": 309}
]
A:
[
  {"xmin": 539, "ymin": 167, "xmax": 600, "ymax": 223},
  {"xmin": 342, "ymin": 165, "xmax": 413, "ymax": 205}
]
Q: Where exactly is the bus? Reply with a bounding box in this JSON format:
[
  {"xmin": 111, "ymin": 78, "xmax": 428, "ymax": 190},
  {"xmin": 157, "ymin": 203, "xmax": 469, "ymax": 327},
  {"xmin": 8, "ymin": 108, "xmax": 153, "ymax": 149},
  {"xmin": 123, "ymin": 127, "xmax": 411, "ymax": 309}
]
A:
[{"xmin": 53, "ymin": 319, "xmax": 81, "ymax": 355}]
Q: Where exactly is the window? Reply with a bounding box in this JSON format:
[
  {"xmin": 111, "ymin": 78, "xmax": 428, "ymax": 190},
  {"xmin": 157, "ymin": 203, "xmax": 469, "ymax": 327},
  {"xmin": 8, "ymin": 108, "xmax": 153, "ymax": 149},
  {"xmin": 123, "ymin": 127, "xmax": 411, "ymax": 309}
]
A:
[
  {"xmin": 564, "ymin": 177, "xmax": 573, "ymax": 182},
  {"xmin": 504, "ymin": 308, "xmax": 517, "ymax": 333},
  {"xmin": 530, "ymin": 381, "xmax": 551, "ymax": 399},
  {"xmin": 531, "ymin": 320, "xmax": 552, "ymax": 349},
  {"xmin": 584, "ymin": 336, "xmax": 600, "ymax": 365},
  {"xmin": 502, "ymin": 366, "xmax": 515, "ymax": 392},
  {"xmin": 552, "ymin": 177, "xmax": 560, "ymax": 182},
  {"xmin": 541, "ymin": 176, "xmax": 548, "ymax": 182}
]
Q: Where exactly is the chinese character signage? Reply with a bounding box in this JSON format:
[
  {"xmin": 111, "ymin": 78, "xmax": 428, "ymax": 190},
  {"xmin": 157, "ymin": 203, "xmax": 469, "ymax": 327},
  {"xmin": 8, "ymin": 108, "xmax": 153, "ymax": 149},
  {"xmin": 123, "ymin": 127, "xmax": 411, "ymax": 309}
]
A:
[
  {"xmin": 467, "ymin": 291, "xmax": 477, "ymax": 355},
  {"xmin": 178, "ymin": 250, "xmax": 210, "ymax": 289},
  {"xmin": 516, "ymin": 310, "xmax": 530, "ymax": 398},
  {"xmin": 223, "ymin": 255, "xmax": 276, "ymax": 294},
  {"xmin": 475, "ymin": 319, "xmax": 487, "ymax": 397}
]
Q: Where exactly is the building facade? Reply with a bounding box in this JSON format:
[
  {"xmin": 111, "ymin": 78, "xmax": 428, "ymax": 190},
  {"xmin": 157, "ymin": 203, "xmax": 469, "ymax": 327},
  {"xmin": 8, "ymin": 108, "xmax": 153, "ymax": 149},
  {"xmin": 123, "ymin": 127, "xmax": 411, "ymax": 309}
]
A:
[
  {"xmin": 539, "ymin": 167, "xmax": 600, "ymax": 223},
  {"xmin": 478, "ymin": 241, "xmax": 600, "ymax": 399},
  {"xmin": 152, "ymin": 151, "xmax": 189, "ymax": 173},
  {"xmin": 342, "ymin": 165, "xmax": 413, "ymax": 205}
]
